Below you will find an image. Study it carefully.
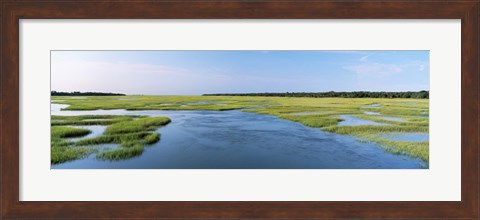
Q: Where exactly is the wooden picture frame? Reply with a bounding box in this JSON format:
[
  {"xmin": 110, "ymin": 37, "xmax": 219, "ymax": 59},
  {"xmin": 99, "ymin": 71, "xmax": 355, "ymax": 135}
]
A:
[{"xmin": 1, "ymin": 1, "xmax": 478, "ymax": 219}]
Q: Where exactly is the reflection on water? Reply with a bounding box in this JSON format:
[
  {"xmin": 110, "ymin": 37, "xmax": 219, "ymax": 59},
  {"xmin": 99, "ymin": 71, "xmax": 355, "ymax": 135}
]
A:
[
  {"xmin": 361, "ymin": 103, "xmax": 381, "ymax": 108},
  {"xmin": 51, "ymin": 104, "xmax": 426, "ymax": 169},
  {"xmin": 66, "ymin": 125, "xmax": 107, "ymax": 142},
  {"xmin": 338, "ymin": 115, "xmax": 388, "ymax": 126},
  {"xmin": 51, "ymin": 104, "xmax": 69, "ymax": 112},
  {"xmin": 362, "ymin": 111, "xmax": 405, "ymax": 122},
  {"xmin": 382, "ymin": 133, "xmax": 429, "ymax": 142}
]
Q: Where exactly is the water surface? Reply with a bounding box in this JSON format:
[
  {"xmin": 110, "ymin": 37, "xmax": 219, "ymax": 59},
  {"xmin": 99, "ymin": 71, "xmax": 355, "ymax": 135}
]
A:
[
  {"xmin": 382, "ymin": 133, "xmax": 429, "ymax": 142},
  {"xmin": 67, "ymin": 125, "xmax": 106, "ymax": 142},
  {"xmin": 338, "ymin": 115, "xmax": 388, "ymax": 127},
  {"xmin": 51, "ymin": 104, "xmax": 425, "ymax": 169},
  {"xmin": 361, "ymin": 103, "xmax": 381, "ymax": 108}
]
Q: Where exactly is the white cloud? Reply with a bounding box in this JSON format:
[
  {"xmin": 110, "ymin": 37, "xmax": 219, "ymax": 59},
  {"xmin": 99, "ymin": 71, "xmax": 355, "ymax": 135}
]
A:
[
  {"xmin": 419, "ymin": 65, "xmax": 425, "ymax": 71},
  {"xmin": 401, "ymin": 60, "xmax": 429, "ymax": 72},
  {"xmin": 341, "ymin": 58, "xmax": 429, "ymax": 92},
  {"xmin": 343, "ymin": 59, "xmax": 429, "ymax": 78},
  {"xmin": 359, "ymin": 54, "xmax": 373, "ymax": 62},
  {"xmin": 343, "ymin": 62, "xmax": 403, "ymax": 78}
]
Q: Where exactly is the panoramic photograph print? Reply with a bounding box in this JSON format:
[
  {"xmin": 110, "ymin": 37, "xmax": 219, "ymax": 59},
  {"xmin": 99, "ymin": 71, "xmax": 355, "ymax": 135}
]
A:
[{"xmin": 51, "ymin": 50, "xmax": 429, "ymax": 169}]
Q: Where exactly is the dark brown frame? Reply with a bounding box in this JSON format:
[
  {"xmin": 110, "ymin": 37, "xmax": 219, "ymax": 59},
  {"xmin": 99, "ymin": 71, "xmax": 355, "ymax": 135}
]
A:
[{"xmin": 1, "ymin": 0, "xmax": 479, "ymax": 219}]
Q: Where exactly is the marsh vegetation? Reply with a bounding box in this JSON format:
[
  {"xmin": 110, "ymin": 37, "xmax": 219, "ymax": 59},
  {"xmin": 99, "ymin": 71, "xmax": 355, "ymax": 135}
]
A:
[
  {"xmin": 51, "ymin": 114, "xmax": 170, "ymax": 164},
  {"xmin": 51, "ymin": 95, "xmax": 429, "ymax": 167}
]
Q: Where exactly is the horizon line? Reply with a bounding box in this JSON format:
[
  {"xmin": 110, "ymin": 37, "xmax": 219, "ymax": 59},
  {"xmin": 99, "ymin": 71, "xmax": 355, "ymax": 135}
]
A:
[{"xmin": 51, "ymin": 90, "xmax": 429, "ymax": 95}]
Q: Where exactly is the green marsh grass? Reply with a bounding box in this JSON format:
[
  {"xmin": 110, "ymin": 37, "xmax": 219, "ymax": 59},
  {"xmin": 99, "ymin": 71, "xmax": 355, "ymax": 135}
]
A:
[
  {"xmin": 51, "ymin": 145, "xmax": 97, "ymax": 164},
  {"xmin": 51, "ymin": 115, "xmax": 171, "ymax": 164},
  {"xmin": 52, "ymin": 96, "xmax": 429, "ymax": 164},
  {"xmin": 51, "ymin": 115, "xmax": 144, "ymax": 126},
  {"xmin": 51, "ymin": 126, "xmax": 91, "ymax": 138},
  {"xmin": 105, "ymin": 117, "xmax": 170, "ymax": 134},
  {"xmin": 96, "ymin": 144, "xmax": 144, "ymax": 161},
  {"xmin": 50, "ymin": 126, "xmax": 96, "ymax": 164}
]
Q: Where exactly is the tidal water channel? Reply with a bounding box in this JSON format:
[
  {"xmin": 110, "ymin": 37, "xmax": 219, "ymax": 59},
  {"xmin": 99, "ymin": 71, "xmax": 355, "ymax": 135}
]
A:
[{"xmin": 51, "ymin": 104, "xmax": 426, "ymax": 169}]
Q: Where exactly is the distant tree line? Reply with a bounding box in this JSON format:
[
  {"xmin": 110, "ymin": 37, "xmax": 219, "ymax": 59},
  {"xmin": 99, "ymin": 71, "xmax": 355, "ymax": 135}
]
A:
[
  {"xmin": 203, "ymin": 91, "xmax": 429, "ymax": 99},
  {"xmin": 51, "ymin": 91, "xmax": 126, "ymax": 96}
]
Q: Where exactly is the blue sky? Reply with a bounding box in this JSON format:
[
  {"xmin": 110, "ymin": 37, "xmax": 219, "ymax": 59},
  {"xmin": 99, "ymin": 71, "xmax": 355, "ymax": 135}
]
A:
[{"xmin": 51, "ymin": 51, "xmax": 429, "ymax": 95}]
